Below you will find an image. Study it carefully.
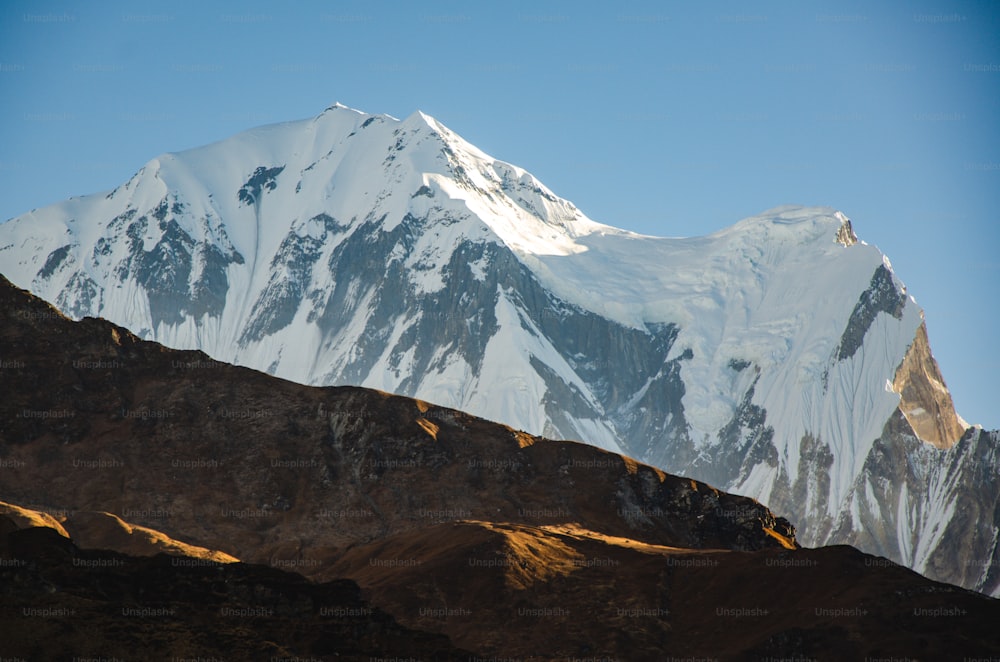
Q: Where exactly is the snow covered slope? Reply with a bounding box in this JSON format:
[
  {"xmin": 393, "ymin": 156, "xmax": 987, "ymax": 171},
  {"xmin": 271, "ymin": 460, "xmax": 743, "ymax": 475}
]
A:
[{"xmin": 0, "ymin": 103, "xmax": 993, "ymax": 594}]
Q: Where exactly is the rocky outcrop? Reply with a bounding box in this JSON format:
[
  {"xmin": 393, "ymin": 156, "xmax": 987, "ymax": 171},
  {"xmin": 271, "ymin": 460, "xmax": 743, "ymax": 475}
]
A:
[
  {"xmin": 892, "ymin": 321, "xmax": 967, "ymax": 449},
  {"xmin": 829, "ymin": 411, "xmax": 1000, "ymax": 596},
  {"xmin": 836, "ymin": 216, "xmax": 858, "ymax": 246},
  {"xmin": 834, "ymin": 263, "xmax": 907, "ymax": 362}
]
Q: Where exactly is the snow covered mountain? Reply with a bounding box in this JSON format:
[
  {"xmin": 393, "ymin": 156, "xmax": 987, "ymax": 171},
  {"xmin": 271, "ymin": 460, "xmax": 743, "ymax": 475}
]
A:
[{"xmin": 1, "ymin": 103, "xmax": 995, "ymax": 595}]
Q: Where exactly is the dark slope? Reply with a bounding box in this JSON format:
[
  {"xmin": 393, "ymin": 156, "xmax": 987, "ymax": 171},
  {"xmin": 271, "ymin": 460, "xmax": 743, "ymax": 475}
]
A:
[
  {"xmin": 2, "ymin": 274, "xmax": 999, "ymax": 660},
  {"xmin": 0, "ymin": 521, "xmax": 469, "ymax": 660}
]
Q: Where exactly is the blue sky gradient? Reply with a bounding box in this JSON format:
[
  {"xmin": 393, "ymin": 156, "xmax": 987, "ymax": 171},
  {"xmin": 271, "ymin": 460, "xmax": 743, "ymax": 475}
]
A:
[{"xmin": 1, "ymin": 0, "xmax": 997, "ymax": 427}]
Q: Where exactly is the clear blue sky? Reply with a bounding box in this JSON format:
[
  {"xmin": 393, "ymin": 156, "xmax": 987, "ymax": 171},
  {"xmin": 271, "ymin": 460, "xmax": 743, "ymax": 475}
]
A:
[{"xmin": 1, "ymin": 0, "xmax": 997, "ymax": 428}]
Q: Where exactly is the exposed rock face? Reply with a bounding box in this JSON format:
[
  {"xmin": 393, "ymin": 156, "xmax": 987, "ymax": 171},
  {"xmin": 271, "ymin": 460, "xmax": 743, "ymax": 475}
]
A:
[
  {"xmin": 836, "ymin": 216, "xmax": 859, "ymax": 246},
  {"xmin": 892, "ymin": 321, "xmax": 967, "ymax": 449},
  {"xmin": 829, "ymin": 412, "xmax": 1000, "ymax": 596},
  {"xmin": 834, "ymin": 263, "xmax": 907, "ymax": 362}
]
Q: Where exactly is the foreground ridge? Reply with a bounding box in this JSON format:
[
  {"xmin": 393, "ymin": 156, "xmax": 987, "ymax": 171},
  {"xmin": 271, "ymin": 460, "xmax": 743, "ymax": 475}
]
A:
[{"xmin": 2, "ymin": 275, "xmax": 1000, "ymax": 659}]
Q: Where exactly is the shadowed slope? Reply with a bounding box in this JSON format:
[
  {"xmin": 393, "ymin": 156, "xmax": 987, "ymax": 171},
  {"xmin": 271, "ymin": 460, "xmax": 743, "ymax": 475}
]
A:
[
  {"xmin": 3, "ymin": 274, "xmax": 999, "ymax": 659},
  {"xmin": 0, "ymin": 523, "xmax": 468, "ymax": 660}
]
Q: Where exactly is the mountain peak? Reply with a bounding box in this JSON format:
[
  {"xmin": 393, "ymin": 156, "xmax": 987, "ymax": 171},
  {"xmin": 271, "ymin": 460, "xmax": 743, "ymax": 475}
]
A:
[
  {"xmin": 718, "ymin": 205, "xmax": 858, "ymax": 245},
  {"xmin": 1, "ymin": 103, "xmax": 989, "ymax": 597},
  {"xmin": 322, "ymin": 101, "xmax": 361, "ymax": 114},
  {"xmin": 835, "ymin": 210, "xmax": 858, "ymax": 246},
  {"xmin": 403, "ymin": 108, "xmax": 437, "ymax": 127}
]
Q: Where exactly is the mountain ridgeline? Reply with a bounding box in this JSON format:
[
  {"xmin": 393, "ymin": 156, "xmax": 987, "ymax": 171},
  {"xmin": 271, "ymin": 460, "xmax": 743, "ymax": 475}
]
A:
[
  {"xmin": 3, "ymin": 276, "xmax": 1000, "ymax": 659},
  {"xmin": 0, "ymin": 103, "xmax": 996, "ymax": 595}
]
